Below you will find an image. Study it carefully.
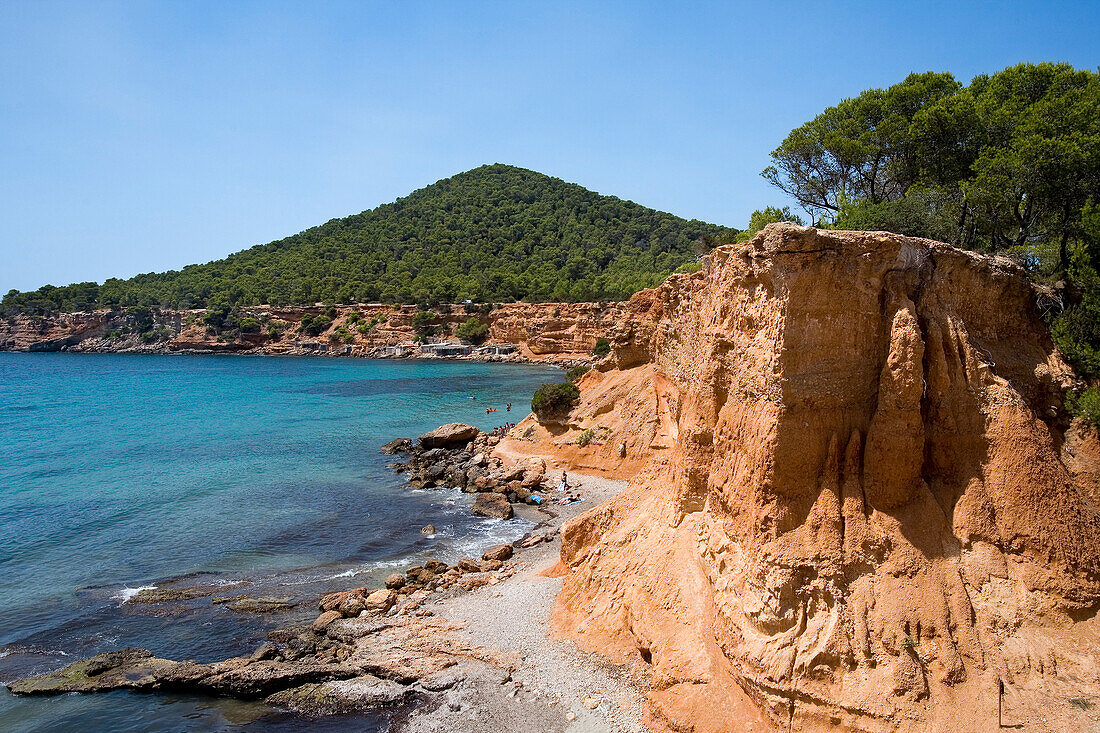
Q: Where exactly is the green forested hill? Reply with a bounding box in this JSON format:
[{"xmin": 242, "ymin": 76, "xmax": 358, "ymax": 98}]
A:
[{"xmin": 2, "ymin": 164, "xmax": 729, "ymax": 314}]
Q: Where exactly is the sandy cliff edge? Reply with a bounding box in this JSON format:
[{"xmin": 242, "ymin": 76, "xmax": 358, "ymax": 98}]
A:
[{"xmin": 500, "ymin": 224, "xmax": 1100, "ymax": 732}]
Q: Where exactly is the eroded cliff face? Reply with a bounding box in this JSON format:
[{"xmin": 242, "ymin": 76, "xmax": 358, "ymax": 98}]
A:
[{"xmin": 545, "ymin": 224, "xmax": 1100, "ymax": 732}]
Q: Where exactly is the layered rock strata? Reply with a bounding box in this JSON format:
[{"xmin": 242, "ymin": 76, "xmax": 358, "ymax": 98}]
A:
[{"xmin": 538, "ymin": 224, "xmax": 1100, "ymax": 732}]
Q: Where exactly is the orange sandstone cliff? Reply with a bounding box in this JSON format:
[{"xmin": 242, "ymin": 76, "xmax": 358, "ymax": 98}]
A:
[{"xmin": 505, "ymin": 224, "xmax": 1100, "ymax": 732}]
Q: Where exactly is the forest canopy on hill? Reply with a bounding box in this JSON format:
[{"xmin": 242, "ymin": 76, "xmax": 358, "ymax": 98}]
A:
[
  {"xmin": 764, "ymin": 62, "xmax": 1100, "ymax": 380},
  {"xmin": 1, "ymin": 165, "xmax": 727, "ymax": 315}
]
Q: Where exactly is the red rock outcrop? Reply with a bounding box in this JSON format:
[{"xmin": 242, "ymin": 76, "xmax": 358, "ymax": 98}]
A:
[{"xmin": 542, "ymin": 224, "xmax": 1100, "ymax": 732}]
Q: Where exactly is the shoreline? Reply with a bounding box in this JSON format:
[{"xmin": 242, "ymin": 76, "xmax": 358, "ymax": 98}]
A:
[
  {"xmin": 4, "ymin": 430, "xmax": 649, "ymax": 731},
  {"xmin": 0, "ymin": 347, "xmax": 589, "ymax": 369}
]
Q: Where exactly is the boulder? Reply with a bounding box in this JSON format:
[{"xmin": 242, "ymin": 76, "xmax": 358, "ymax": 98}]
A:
[
  {"xmin": 384, "ymin": 573, "xmax": 406, "ymax": 589},
  {"xmin": 471, "ymin": 493, "xmax": 513, "ymax": 520},
  {"xmin": 424, "ymin": 559, "xmax": 449, "ymax": 574},
  {"xmin": 456, "ymin": 558, "xmax": 481, "ymax": 573},
  {"xmin": 418, "ymin": 423, "xmax": 480, "ymax": 449},
  {"xmin": 341, "ymin": 593, "xmax": 367, "ymax": 618},
  {"xmin": 482, "ymin": 544, "xmax": 514, "ymax": 562},
  {"xmin": 500, "ymin": 465, "xmax": 525, "ymax": 482},
  {"xmin": 363, "ymin": 589, "xmax": 397, "ymax": 614},
  {"xmin": 420, "ymin": 524, "xmax": 436, "ymax": 535},
  {"xmin": 311, "ymin": 610, "xmax": 342, "ymax": 633},
  {"xmin": 319, "ymin": 591, "xmax": 349, "ymax": 613}
]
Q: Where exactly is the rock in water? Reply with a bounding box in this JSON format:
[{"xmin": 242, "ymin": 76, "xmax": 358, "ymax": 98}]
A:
[
  {"xmin": 471, "ymin": 493, "xmax": 513, "ymax": 520},
  {"xmin": 380, "ymin": 438, "xmax": 412, "ymax": 454},
  {"xmin": 420, "ymin": 524, "xmax": 436, "ymax": 535},
  {"xmin": 417, "ymin": 423, "xmax": 480, "ymax": 448}
]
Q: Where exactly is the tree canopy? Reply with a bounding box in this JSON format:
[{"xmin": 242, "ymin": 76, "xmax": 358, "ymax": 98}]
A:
[
  {"xmin": 2, "ymin": 164, "xmax": 729, "ymax": 316},
  {"xmin": 764, "ymin": 63, "xmax": 1099, "ymax": 276},
  {"xmin": 764, "ymin": 63, "xmax": 1100, "ymax": 410}
]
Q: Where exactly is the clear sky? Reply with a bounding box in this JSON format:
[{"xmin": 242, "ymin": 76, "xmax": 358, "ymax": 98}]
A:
[{"xmin": 2, "ymin": 1, "xmax": 1097, "ymax": 294}]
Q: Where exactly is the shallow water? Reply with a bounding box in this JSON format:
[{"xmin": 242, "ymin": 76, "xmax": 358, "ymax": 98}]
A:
[{"xmin": 0, "ymin": 353, "xmax": 560, "ymax": 731}]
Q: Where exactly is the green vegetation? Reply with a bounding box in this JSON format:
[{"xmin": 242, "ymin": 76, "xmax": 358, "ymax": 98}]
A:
[
  {"xmin": 2, "ymin": 164, "xmax": 728, "ymax": 316},
  {"xmin": 531, "ymin": 382, "xmax": 580, "ymax": 421},
  {"xmin": 576, "ymin": 428, "xmax": 596, "ymax": 447},
  {"xmin": 411, "ymin": 310, "xmax": 440, "ymax": 342},
  {"xmin": 565, "ymin": 365, "xmax": 590, "ymax": 382},
  {"xmin": 765, "ymin": 63, "xmax": 1100, "ymax": 380},
  {"xmin": 735, "ymin": 206, "xmax": 805, "ymax": 243},
  {"xmin": 454, "ymin": 317, "xmax": 489, "ymax": 344},
  {"xmin": 1066, "ymin": 388, "xmax": 1100, "ymax": 430},
  {"xmin": 238, "ymin": 317, "xmax": 261, "ymax": 333},
  {"xmin": 298, "ymin": 314, "xmax": 331, "ymax": 337},
  {"xmin": 356, "ymin": 313, "xmax": 387, "ymax": 336},
  {"xmin": 592, "ymin": 337, "xmax": 611, "ymax": 357}
]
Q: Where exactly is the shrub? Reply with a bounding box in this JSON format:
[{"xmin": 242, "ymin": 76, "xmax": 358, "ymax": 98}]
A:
[
  {"xmin": 592, "ymin": 337, "xmax": 611, "ymax": 357},
  {"xmin": 531, "ymin": 382, "xmax": 580, "ymax": 421},
  {"xmin": 576, "ymin": 428, "xmax": 596, "ymax": 447},
  {"xmin": 331, "ymin": 325, "xmax": 354, "ymax": 343},
  {"xmin": 454, "ymin": 317, "xmax": 489, "ymax": 344},
  {"xmin": 1067, "ymin": 387, "xmax": 1100, "ymax": 430},
  {"xmin": 299, "ymin": 314, "xmax": 331, "ymax": 337},
  {"xmin": 565, "ymin": 365, "xmax": 590, "ymax": 382},
  {"xmin": 238, "ymin": 317, "xmax": 261, "ymax": 333},
  {"xmin": 412, "ymin": 310, "xmax": 438, "ymax": 342}
]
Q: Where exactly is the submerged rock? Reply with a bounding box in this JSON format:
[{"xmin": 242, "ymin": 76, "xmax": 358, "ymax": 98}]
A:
[
  {"xmin": 224, "ymin": 596, "xmax": 295, "ymax": 614},
  {"xmin": 127, "ymin": 586, "xmax": 219, "ymax": 604}
]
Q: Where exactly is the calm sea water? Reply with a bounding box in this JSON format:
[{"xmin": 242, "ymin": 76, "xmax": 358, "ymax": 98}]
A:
[{"xmin": 0, "ymin": 353, "xmax": 560, "ymax": 732}]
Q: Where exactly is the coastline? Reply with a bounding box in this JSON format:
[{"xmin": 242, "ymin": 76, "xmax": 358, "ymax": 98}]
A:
[{"xmin": 3, "ymin": 410, "xmax": 650, "ymax": 731}]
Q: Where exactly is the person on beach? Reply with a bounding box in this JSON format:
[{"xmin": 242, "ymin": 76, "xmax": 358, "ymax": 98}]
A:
[{"xmin": 558, "ymin": 471, "xmax": 569, "ymax": 492}]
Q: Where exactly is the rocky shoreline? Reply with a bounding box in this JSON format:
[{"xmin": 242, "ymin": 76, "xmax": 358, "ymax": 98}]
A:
[{"xmin": 5, "ymin": 423, "xmax": 639, "ymax": 730}]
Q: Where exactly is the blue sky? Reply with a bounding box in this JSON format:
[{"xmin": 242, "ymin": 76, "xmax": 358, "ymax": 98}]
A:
[{"xmin": 1, "ymin": 1, "xmax": 1097, "ymax": 294}]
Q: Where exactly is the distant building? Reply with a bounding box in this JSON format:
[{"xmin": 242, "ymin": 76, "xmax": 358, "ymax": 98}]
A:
[
  {"xmin": 295, "ymin": 341, "xmax": 328, "ymax": 352},
  {"xmin": 474, "ymin": 344, "xmax": 518, "ymax": 355},
  {"xmin": 422, "ymin": 341, "xmax": 472, "ymax": 357}
]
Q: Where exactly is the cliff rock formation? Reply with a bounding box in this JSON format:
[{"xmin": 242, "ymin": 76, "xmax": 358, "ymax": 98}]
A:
[
  {"xmin": 526, "ymin": 224, "xmax": 1100, "ymax": 731},
  {"xmin": 0, "ymin": 302, "xmax": 622, "ymax": 360}
]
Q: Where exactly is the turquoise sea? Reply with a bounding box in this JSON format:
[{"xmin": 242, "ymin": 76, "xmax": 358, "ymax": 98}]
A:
[{"xmin": 0, "ymin": 353, "xmax": 561, "ymax": 732}]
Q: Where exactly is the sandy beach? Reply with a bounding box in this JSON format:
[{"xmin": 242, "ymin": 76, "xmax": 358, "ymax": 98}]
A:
[{"xmin": 397, "ymin": 473, "xmax": 650, "ymax": 733}]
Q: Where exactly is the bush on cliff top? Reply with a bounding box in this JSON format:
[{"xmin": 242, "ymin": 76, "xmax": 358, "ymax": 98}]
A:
[{"xmin": 531, "ymin": 382, "xmax": 579, "ymax": 421}]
